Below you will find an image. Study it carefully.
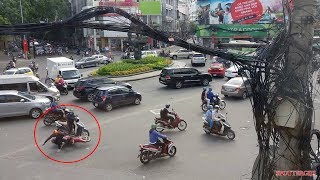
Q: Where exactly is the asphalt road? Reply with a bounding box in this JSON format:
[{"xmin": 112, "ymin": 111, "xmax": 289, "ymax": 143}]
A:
[{"xmin": 1, "ymin": 55, "xmax": 320, "ymax": 179}]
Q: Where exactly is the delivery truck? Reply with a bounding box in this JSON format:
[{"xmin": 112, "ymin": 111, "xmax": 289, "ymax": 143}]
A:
[{"xmin": 47, "ymin": 57, "xmax": 81, "ymax": 88}]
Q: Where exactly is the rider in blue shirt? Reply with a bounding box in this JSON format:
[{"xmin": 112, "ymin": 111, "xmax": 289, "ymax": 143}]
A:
[
  {"xmin": 206, "ymin": 88, "xmax": 218, "ymax": 105},
  {"xmin": 205, "ymin": 105, "xmax": 214, "ymax": 129},
  {"xmin": 149, "ymin": 124, "xmax": 167, "ymax": 152}
]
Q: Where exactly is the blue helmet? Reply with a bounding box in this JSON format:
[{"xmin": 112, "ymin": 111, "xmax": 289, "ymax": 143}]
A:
[{"xmin": 208, "ymin": 105, "xmax": 213, "ymax": 110}]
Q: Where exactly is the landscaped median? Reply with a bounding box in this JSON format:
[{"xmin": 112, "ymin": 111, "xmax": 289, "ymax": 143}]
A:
[{"xmin": 90, "ymin": 57, "xmax": 172, "ymax": 77}]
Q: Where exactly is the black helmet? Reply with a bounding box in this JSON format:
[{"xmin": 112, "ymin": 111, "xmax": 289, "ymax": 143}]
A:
[{"xmin": 165, "ymin": 104, "xmax": 170, "ymax": 108}]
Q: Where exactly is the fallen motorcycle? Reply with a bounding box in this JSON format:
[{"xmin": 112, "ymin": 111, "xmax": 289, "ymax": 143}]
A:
[
  {"xmin": 55, "ymin": 119, "xmax": 90, "ymax": 141},
  {"xmin": 154, "ymin": 109, "xmax": 187, "ymax": 132},
  {"xmin": 202, "ymin": 113, "xmax": 235, "ymax": 140},
  {"xmin": 138, "ymin": 138, "xmax": 176, "ymax": 164},
  {"xmin": 43, "ymin": 108, "xmax": 67, "ymax": 126},
  {"xmin": 201, "ymin": 94, "xmax": 226, "ymax": 112}
]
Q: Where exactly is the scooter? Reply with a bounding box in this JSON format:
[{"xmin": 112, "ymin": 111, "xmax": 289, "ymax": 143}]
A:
[
  {"xmin": 202, "ymin": 113, "xmax": 235, "ymax": 140},
  {"xmin": 154, "ymin": 109, "xmax": 187, "ymax": 132},
  {"xmin": 43, "ymin": 107, "xmax": 67, "ymax": 126},
  {"xmin": 201, "ymin": 94, "xmax": 226, "ymax": 111},
  {"xmin": 55, "ymin": 82, "xmax": 68, "ymax": 95},
  {"xmin": 138, "ymin": 138, "xmax": 176, "ymax": 164},
  {"xmin": 55, "ymin": 119, "xmax": 90, "ymax": 141}
]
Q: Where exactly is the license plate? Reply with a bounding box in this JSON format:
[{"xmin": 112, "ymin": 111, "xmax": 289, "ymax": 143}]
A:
[{"xmin": 213, "ymin": 74, "xmax": 217, "ymax": 76}]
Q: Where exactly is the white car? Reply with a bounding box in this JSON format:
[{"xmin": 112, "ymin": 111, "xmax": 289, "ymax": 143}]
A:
[
  {"xmin": 224, "ymin": 65, "xmax": 250, "ymax": 79},
  {"xmin": 141, "ymin": 51, "xmax": 158, "ymax": 58},
  {"xmin": 224, "ymin": 65, "xmax": 239, "ymax": 79},
  {"xmin": 91, "ymin": 54, "xmax": 112, "ymax": 64},
  {"xmin": 191, "ymin": 53, "xmax": 206, "ymax": 66},
  {"xmin": 3, "ymin": 67, "xmax": 34, "ymax": 75},
  {"xmin": 169, "ymin": 49, "xmax": 194, "ymax": 59}
]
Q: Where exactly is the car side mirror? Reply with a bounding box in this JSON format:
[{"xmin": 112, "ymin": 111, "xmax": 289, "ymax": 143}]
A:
[{"xmin": 20, "ymin": 99, "xmax": 25, "ymax": 102}]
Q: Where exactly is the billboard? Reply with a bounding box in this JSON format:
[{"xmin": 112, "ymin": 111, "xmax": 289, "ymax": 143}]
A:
[
  {"xmin": 139, "ymin": 0, "xmax": 162, "ymax": 15},
  {"xmin": 197, "ymin": 0, "xmax": 284, "ymax": 25}
]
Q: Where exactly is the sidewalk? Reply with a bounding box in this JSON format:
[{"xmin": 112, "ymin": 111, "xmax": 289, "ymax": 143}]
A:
[{"xmin": 105, "ymin": 60, "xmax": 186, "ymax": 82}]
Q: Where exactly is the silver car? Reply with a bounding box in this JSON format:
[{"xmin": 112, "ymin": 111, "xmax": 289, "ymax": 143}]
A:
[
  {"xmin": 75, "ymin": 57, "xmax": 100, "ymax": 69},
  {"xmin": 0, "ymin": 90, "xmax": 51, "ymax": 119}
]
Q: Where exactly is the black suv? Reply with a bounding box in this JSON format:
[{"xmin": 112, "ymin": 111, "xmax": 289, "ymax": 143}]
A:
[
  {"xmin": 159, "ymin": 67, "xmax": 212, "ymax": 89},
  {"xmin": 92, "ymin": 85, "xmax": 142, "ymax": 111},
  {"xmin": 73, "ymin": 77, "xmax": 132, "ymax": 101}
]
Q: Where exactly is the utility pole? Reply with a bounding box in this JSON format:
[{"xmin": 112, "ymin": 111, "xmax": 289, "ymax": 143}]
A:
[{"xmin": 252, "ymin": 0, "xmax": 316, "ymax": 179}]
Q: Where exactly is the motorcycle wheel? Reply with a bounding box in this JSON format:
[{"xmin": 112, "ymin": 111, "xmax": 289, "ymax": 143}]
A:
[
  {"xmin": 219, "ymin": 101, "xmax": 226, "ymax": 110},
  {"xmin": 43, "ymin": 117, "xmax": 53, "ymax": 126},
  {"xmin": 139, "ymin": 151, "xmax": 151, "ymax": 164},
  {"xmin": 201, "ymin": 104, "xmax": 208, "ymax": 112},
  {"xmin": 155, "ymin": 122, "xmax": 165, "ymax": 132},
  {"xmin": 226, "ymin": 130, "xmax": 236, "ymax": 140},
  {"xmin": 81, "ymin": 129, "xmax": 90, "ymax": 142},
  {"xmin": 177, "ymin": 120, "xmax": 187, "ymax": 131},
  {"xmin": 168, "ymin": 146, "xmax": 177, "ymax": 157}
]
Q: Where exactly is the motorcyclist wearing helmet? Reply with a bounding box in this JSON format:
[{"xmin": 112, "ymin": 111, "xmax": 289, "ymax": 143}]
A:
[
  {"xmin": 149, "ymin": 124, "xmax": 167, "ymax": 153},
  {"xmin": 65, "ymin": 109, "xmax": 78, "ymax": 135},
  {"xmin": 160, "ymin": 104, "xmax": 175, "ymax": 126},
  {"xmin": 54, "ymin": 75, "xmax": 66, "ymax": 92},
  {"xmin": 42, "ymin": 129, "xmax": 70, "ymax": 152},
  {"xmin": 201, "ymin": 87, "xmax": 210, "ymax": 106},
  {"xmin": 49, "ymin": 100, "xmax": 65, "ymax": 119},
  {"xmin": 206, "ymin": 87, "xmax": 218, "ymax": 106}
]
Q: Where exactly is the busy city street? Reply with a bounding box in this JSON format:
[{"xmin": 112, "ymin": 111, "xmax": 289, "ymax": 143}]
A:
[{"xmin": 0, "ymin": 56, "xmax": 263, "ymax": 180}]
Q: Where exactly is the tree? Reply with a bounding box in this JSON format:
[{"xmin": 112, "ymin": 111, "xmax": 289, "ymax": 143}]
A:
[
  {"xmin": 0, "ymin": 0, "xmax": 71, "ymax": 24},
  {"xmin": 0, "ymin": 15, "xmax": 10, "ymax": 25}
]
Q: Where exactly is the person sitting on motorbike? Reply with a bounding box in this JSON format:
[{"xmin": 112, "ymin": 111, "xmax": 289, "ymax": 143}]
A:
[
  {"xmin": 8, "ymin": 60, "xmax": 15, "ymax": 68},
  {"xmin": 55, "ymin": 75, "xmax": 65, "ymax": 91},
  {"xmin": 205, "ymin": 105, "xmax": 215, "ymax": 130},
  {"xmin": 201, "ymin": 87, "xmax": 210, "ymax": 106},
  {"xmin": 212, "ymin": 105, "xmax": 224, "ymax": 134},
  {"xmin": 149, "ymin": 124, "xmax": 167, "ymax": 154},
  {"xmin": 50, "ymin": 100, "xmax": 65, "ymax": 119},
  {"xmin": 207, "ymin": 88, "xmax": 218, "ymax": 106},
  {"xmin": 42, "ymin": 129, "xmax": 73, "ymax": 152},
  {"xmin": 65, "ymin": 109, "xmax": 78, "ymax": 135},
  {"xmin": 160, "ymin": 104, "xmax": 175, "ymax": 126}
]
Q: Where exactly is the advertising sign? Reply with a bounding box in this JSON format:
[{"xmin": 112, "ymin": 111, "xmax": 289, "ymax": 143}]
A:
[
  {"xmin": 139, "ymin": 0, "xmax": 162, "ymax": 15},
  {"xmin": 197, "ymin": 0, "xmax": 283, "ymax": 25}
]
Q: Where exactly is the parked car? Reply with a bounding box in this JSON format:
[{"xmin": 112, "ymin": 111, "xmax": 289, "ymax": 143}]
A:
[
  {"xmin": 221, "ymin": 77, "xmax": 252, "ymax": 99},
  {"xmin": 169, "ymin": 49, "xmax": 194, "ymax": 59},
  {"xmin": 75, "ymin": 57, "xmax": 100, "ymax": 69},
  {"xmin": 92, "ymin": 54, "xmax": 113, "ymax": 64},
  {"xmin": 73, "ymin": 77, "xmax": 132, "ymax": 101},
  {"xmin": 208, "ymin": 62, "xmax": 225, "ymax": 77},
  {"xmin": 92, "ymin": 85, "xmax": 142, "ymax": 111},
  {"xmin": 191, "ymin": 53, "xmax": 206, "ymax": 66},
  {"xmin": 3, "ymin": 67, "xmax": 33, "ymax": 75},
  {"xmin": 159, "ymin": 67, "xmax": 212, "ymax": 89},
  {"xmin": 141, "ymin": 50, "xmax": 158, "ymax": 58},
  {"xmin": 0, "ymin": 90, "xmax": 51, "ymax": 119}
]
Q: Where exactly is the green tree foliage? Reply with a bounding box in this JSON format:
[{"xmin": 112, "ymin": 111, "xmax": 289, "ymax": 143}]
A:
[
  {"xmin": 0, "ymin": 15, "xmax": 10, "ymax": 25},
  {"xmin": 0, "ymin": 0, "xmax": 71, "ymax": 24}
]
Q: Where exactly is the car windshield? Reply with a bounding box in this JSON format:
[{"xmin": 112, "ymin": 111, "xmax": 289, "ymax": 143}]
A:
[
  {"xmin": 193, "ymin": 54, "xmax": 203, "ymax": 57},
  {"xmin": 18, "ymin": 92, "xmax": 36, "ymax": 100},
  {"xmin": 226, "ymin": 78, "xmax": 244, "ymax": 86},
  {"xmin": 62, "ymin": 70, "xmax": 80, "ymax": 80},
  {"xmin": 3, "ymin": 71, "xmax": 15, "ymax": 75}
]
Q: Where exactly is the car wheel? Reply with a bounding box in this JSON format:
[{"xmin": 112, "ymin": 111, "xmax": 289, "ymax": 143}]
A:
[
  {"xmin": 30, "ymin": 108, "xmax": 42, "ymax": 119},
  {"xmin": 173, "ymin": 55, "xmax": 177, "ymax": 60},
  {"xmin": 87, "ymin": 93, "xmax": 95, "ymax": 102},
  {"xmin": 134, "ymin": 97, "xmax": 141, "ymax": 105},
  {"xmin": 202, "ymin": 79, "xmax": 209, "ymax": 86},
  {"xmin": 105, "ymin": 103, "xmax": 113, "ymax": 111},
  {"xmin": 175, "ymin": 81, "xmax": 183, "ymax": 89},
  {"xmin": 242, "ymin": 92, "xmax": 247, "ymax": 99}
]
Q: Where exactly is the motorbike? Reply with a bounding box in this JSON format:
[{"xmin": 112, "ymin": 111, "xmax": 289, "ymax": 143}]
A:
[
  {"xmin": 202, "ymin": 113, "xmax": 235, "ymax": 140},
  {"xmin": 201, "ymin": 94, "xmax": 226, "ymax": 112},
  {"xmin": 43, "ymin": 107, "xmax": 67, "ymax": 126},
  {"xmin": 154, "ymin": 109, "xmax": 187, "ymax": 132},
  {"xmin": 55, "ymin": 118, "xmax": 90, "ymax": 141},
  {"xmin": 138, "ymin": 138, "xmax": 177, "ymax": 164},
  {"xmin": 55, "ymin": 82, "xmax": 68, "ymax": 95}
]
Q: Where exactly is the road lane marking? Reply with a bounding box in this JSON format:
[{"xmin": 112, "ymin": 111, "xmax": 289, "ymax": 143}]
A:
[{"xmin": 0, "ymin": 96, "xmax": 195, "ymax": 159}]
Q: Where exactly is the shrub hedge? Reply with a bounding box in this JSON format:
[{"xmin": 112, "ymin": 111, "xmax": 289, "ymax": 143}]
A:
[{"xmin": 95, "ymin": 57, "xmax": 172, "ymax": 76}]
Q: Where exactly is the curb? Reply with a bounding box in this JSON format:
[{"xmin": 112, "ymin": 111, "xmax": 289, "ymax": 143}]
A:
[{"xmin": 114, "ymin": 74, "xmax": 160, "ymax": 82}]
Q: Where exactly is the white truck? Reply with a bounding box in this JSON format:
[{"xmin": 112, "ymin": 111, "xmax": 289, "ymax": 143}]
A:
[{"xmin": 47, "ymin": 57, "xmax": 81, "ymax": 88}]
